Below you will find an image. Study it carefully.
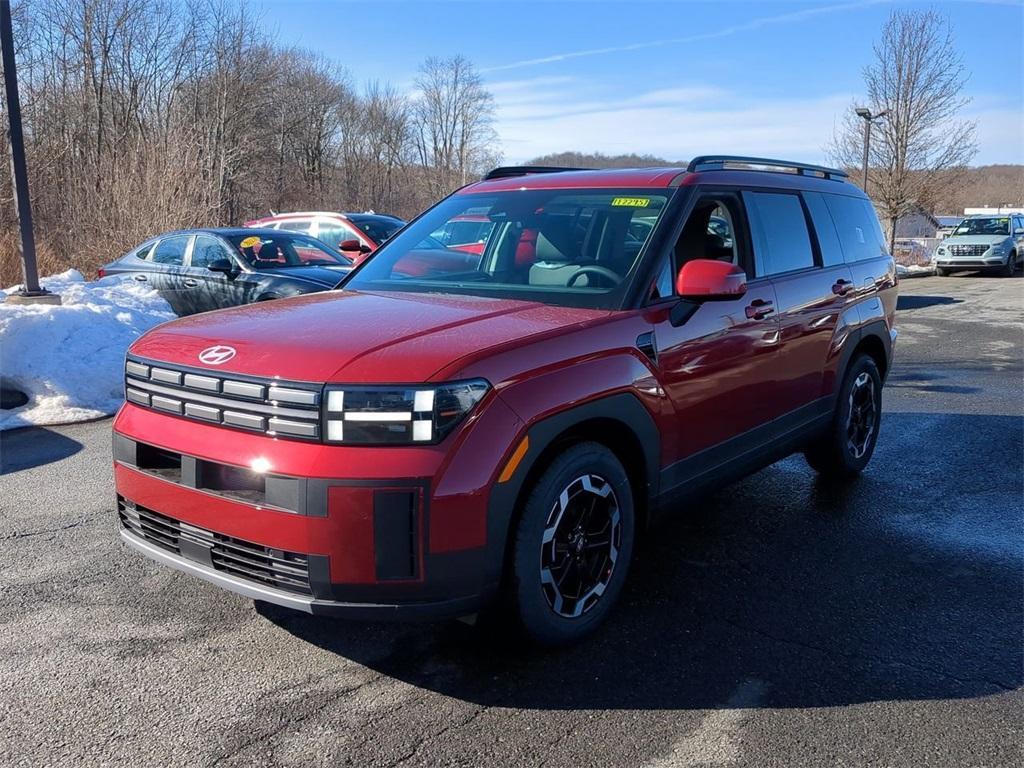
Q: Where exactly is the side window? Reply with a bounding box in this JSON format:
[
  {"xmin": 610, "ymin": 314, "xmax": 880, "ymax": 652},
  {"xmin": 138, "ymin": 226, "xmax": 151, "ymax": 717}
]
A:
[
  {"xmin": 650, "ymin": 195, "xmax": 748, "ymax": 301},
  {"xmin": 803, "ymin": 192, "xmax": 845, "ymax": 267},
  {"xmin": 278, "ymin": 219, "xmax": 311, "ymax": 233},
  {"xmin": 190, "ymin": 236, "xmax": 230, "ymax": 269},
  {"xmin": 150, "ymin": 235, "xmax": 190, "ymax": 266},
  {"xmin": 650, "ymin": 258, "xmax": 673, "ymax": 301},
  {"xmin": 823, "ymin": 194, "xmax": 888, "ymax": 263},
  {"xmin": 135, "ymin": 241, "xmax": 156, "ymax": 261},
  {"xmin": 316, "ymin": 221, "xmax": 358, "ymax": 248},
  {"xmin": 743, "ymin": 192, "xmax": 815, "ymax": 277}
]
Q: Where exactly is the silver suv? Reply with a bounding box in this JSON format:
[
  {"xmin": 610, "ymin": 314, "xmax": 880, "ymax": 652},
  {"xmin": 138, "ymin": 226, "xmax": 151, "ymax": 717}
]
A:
[{"xmin": 934, "ymin": 214, "xmax": 1024, "ymax": 276}]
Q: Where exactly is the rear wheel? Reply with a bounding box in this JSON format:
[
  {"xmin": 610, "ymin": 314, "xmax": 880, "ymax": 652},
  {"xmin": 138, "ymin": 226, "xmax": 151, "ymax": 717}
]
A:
[
  {"xmin": 806, "ymin": 354, "xmax": 882, "ymax": 479},
  {"xmin": 503, "ymin": 442, "xmax": 634, "ymax": 646}
]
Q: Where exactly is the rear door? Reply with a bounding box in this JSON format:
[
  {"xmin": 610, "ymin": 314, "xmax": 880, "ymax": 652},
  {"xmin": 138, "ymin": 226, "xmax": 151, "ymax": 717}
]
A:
[
  {"xmin": 146, "ymin": 235, "xmax": 194, "ymax": 315},
  {"xmin": 743, "ymin": 190, "xmax": 854, "ymax": 424}
]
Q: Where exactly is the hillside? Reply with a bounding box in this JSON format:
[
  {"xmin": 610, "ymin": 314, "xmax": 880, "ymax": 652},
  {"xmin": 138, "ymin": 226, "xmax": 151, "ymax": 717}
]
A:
[{"xmin": 527, "ymin": 153, "xmax": 1023, "ymax": 215}]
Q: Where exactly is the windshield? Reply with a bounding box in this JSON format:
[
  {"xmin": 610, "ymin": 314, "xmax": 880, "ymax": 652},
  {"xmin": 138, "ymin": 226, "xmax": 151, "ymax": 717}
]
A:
[
  {"xmin": 347, "ymin": 215, "xmax": 404, "ymax": 244},
  {"xmin": 953, "ymin": 217, "xmax": 1010, "ymax": 236},
  {"xmin": 228, "ymin": 233, "xmax": 352, "ymax": 269},
  {"xmin": 344, "ymin": 189, "xmax": 670, "ymax": 308}
]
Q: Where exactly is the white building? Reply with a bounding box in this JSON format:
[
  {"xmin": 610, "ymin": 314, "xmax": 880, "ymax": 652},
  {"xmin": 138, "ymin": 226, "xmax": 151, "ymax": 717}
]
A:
[{"xmin": 964, "ymin": 206, "xmax": 1024, "ymax": 216}]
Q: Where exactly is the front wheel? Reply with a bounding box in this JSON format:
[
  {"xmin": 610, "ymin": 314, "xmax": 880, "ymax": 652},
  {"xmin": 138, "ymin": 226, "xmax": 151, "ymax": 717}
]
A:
[
  {"xmin": 1002, "ymin": 252, "xmax": 1017, "ymax": 277},
  {"xmin": 805, "ymin": 354, "xmax": 883, "ymax": 479},
  {"xmin": 503, "ymin": 442, "xmax": 635, "ymax": 646},
  {"xmin": 936, "ymin": 267, "xmax": 949, "ymax": 277}
]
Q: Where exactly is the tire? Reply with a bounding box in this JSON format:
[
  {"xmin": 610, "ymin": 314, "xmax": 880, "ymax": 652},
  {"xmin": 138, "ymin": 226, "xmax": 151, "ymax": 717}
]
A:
[
  {"xmin": 805, "ymin": 354, "xmax": 883, "ymax": 479},
  {"xmin": 502, "ymin": 441, "xmax": 635, "ymax": 647},
  {"xmin": 936, "ymin": 267, "xmax": 949, "ymax": 277},
  {"xmin": 1003, "ymin": 252, "xmax": 1018, "ymax": 277}
]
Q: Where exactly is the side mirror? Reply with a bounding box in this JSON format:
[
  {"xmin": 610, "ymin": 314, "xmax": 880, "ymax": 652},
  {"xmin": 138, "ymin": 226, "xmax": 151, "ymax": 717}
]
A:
[
  {"xmin": 339, "ymin": 239, "xmax": 372, "ymax": 254},
  {"xmin": 207, "ymin": 258, "xmax": 236, "ymax": 275},
  {"xmin": 675, "ymin": 259, "xmax": 747, "ymax": 301},
  {"xmin": 1014, "ymin": 227, "xmax": 1024, "ymax": 236}
]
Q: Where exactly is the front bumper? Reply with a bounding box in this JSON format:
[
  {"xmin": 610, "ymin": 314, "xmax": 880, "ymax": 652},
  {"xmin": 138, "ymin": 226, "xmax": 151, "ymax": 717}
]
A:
[
  {"xmin": 111, "ymin": 398, "xmax": 524, "ymax": 620},
  {"xmin": 120, "ymin": 528, "xmax": 484, "ymax": 620}
]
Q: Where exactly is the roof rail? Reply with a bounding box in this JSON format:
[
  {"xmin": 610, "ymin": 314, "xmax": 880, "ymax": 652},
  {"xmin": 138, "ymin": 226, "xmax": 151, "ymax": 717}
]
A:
[
  {"xmin": 687, "ymin": 155, "xmax": 849, "ymax": 180},
  {"xmin": 483, "ymin": 165, "xmax": 592, "ymax": 181}
]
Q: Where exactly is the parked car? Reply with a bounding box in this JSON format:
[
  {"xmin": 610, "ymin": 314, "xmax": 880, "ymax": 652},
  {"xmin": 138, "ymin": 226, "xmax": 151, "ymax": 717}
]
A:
[
  {"xmin": 933, "ymin": 214, "xmax": 1024, "ymax": 276},
  {"xmin": 113, "ymin": 157, "xmax": 896, "ymax": 646},
  {"xmin": 99, "ymin": 228, "xmax": 352, "ymax": 315},
  {"xmin": 244, "ymin": 211, "xmax": 405, "ymax": 265}
]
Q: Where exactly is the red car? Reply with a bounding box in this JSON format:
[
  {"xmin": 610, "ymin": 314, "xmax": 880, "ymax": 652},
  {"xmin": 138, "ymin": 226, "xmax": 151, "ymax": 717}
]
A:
[
  {"xmin": 114, "ymin": 157, "xmax": 897, "ymax": 645},
  {"xmin": 243, "ymin": 211, "xmax": 405, "ymax": 266}
]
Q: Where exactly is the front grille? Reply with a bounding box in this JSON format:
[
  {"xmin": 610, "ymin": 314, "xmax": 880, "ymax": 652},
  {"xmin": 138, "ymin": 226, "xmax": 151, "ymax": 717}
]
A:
[
  {"xmin": 118, "ymin": 497, "xmax": 313, "ymax": 595},
  {"xmin": 125, "ymin": 356, "xmax": 321, "ymax": 441},
  {"xmin": 948, "ymin": 244, "xmax": 989, "ymax": 258}
]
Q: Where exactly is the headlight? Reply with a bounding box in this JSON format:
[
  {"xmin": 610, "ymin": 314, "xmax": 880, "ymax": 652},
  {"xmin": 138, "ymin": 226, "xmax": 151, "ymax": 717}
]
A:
[
  {"xmin": 936, "ymin": 247, "xmax": 947, "ymax": 255},
  {"xmin": 323, "ymin": 379, "xmax": 490, "ymax": 444}
]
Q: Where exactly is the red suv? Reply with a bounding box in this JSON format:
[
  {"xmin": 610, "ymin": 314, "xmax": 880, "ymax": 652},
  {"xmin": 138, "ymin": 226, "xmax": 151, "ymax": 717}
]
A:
[
  {"xmin": 114, "ymin": 157, "xmax": 897, "ymax": 645},
  {"xmin": 243, "ymin": 211, "xmax": 405, "ymax": 265}
]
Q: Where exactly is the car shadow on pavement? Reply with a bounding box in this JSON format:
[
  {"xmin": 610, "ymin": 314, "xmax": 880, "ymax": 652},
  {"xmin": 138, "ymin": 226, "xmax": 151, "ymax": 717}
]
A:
[
  {"xmin": 0, "ymin": 426, "xmax": 84, "ymax": 475},
  {"xmin": 259, "ymin": 411, "xmax": 1023, "ymax": 711},
  {"xmin": 896, "ymin": 295, "xmax": 963, "ymax": 311}
]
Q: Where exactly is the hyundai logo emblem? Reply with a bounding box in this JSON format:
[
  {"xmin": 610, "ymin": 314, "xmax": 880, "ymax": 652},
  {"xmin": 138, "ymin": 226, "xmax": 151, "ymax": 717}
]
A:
[{"xmin": 198, "ymin": 345, "xmax": 236, "ymax": 365}]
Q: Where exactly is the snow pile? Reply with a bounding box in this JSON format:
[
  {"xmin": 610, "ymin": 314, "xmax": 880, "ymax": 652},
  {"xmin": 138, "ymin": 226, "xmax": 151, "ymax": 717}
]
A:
[
  {"xmin": 0, "ymin": 270, "xmax": 175, "ymax": 430},
  {"xmin": 896, "ymin": 263, "xmax": 936, "ymax": 278}
]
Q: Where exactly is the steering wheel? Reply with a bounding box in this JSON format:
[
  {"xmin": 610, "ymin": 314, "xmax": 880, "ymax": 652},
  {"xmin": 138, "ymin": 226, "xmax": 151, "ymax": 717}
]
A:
[{"xmin": 565, "ymin": 265, "xmax": 621, "ymax": 287}]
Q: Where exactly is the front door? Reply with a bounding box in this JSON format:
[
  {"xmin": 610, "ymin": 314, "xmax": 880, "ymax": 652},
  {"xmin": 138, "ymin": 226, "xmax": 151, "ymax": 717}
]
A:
[
  {"xmin": 648, "ymin": 191, "xmax": 784, "ymax": 478},
  {"xmin": 187, "ymin": 235, "xmax": 248, "ymax": 312}
]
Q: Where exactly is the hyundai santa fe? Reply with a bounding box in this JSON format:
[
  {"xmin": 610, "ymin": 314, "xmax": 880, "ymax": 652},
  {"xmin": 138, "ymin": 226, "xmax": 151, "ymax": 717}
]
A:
[{"xmin": 113, "ymin": 156, "xmax": 897, "ymax": 646}]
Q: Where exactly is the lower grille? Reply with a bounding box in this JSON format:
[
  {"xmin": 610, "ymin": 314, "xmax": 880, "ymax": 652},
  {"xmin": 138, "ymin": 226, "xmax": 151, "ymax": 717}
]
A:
[
  {"xmin": 118, "ymin": 497, "xmax": 313, "ymax": 596},
  {"xmin": 949, "ymin": 244, "xmax": 989, "ymax": 258}
]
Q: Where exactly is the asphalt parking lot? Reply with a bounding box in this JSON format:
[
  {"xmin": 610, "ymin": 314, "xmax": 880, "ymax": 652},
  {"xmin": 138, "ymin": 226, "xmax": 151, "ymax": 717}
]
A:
[{"xmin": 1, "ymin": 273, "xmax": 1021, "ymax": 767}]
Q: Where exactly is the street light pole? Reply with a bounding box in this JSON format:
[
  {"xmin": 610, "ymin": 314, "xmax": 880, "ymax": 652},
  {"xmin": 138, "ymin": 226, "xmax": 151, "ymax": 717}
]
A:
[
  {"xmin": 0, "ymin": 0, "xmax": 58, "ymax": 304},
  {"xmin": 854, "ymin": 107, "xmax": 888, "ymax": 196}
]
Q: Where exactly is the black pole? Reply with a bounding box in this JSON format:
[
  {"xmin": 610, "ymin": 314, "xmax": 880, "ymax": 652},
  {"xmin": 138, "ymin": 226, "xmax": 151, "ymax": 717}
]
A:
[
  {"xmin": 861, "ymin": 119, "xmax": 871, "ymax": 192},
  {"xmin": 0, "ymin": 0, "xmax": 50, "ymax": 298}
]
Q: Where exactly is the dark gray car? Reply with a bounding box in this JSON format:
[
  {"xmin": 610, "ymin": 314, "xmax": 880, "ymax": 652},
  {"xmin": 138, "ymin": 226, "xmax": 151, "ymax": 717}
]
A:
[{"xmin": 100, "ymin": 228, "xmax": 352, "ymax": 315}]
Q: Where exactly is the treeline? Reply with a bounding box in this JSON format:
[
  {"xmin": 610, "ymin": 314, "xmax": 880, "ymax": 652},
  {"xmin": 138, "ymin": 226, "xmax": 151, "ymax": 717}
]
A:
[{"xmin": 0, "ymin": 0, "xmax": 499, "ymax": 284}]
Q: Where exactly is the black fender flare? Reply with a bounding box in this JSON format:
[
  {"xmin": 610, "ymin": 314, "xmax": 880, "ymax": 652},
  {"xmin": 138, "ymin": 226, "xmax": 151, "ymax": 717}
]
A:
[
  {"xmin": 836, "ymin": 319, "xmax": 893, "ymax": 392},
  {"xmin": 482, "ymin": 392, "xmax": 661, "ymax": 588}
]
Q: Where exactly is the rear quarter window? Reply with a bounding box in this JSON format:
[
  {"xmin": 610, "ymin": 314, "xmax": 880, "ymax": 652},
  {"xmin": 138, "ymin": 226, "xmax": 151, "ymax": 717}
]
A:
[
  {"xmin": 824, "ymin": 194, "xmax": 888, "ymax": 263},
  {"xmin": 802, "ymin": 192, "xmax": 845, "ymax": 267}
]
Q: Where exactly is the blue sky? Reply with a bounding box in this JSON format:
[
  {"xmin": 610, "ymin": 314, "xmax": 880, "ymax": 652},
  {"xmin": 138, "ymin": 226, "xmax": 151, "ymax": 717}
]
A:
[{"xmin": 257, "ymin": 0, "xmax": 1023, "ymax": 165}]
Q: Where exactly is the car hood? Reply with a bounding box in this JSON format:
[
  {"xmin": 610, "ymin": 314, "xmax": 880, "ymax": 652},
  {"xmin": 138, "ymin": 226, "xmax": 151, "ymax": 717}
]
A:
[
  {"xmin": 259, "ymin": 265, "xmax": 351, "ymax": 286},
  {"xmin": 941, "ymin": 235, "xmax": 1008, "ymax": 247},
  {"xmin": 129, "ymin": 290, "xmax": 609, "ymax": 383}
]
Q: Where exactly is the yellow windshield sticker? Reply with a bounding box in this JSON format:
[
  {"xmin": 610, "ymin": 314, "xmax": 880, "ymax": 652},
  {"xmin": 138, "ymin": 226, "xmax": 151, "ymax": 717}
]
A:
[
  {"xmin": 239, "ymin": 236, "xmax": 261, "ymax": 249},
  {"xmin": 612, "ymin": 197, "xmax": 650, "ymax": 208}
]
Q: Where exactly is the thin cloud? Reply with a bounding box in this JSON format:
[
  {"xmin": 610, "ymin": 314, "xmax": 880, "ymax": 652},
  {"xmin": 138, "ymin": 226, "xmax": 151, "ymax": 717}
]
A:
[{"xmin": 483, "ymin": 0, "xmax": 886, "ymax": 73}]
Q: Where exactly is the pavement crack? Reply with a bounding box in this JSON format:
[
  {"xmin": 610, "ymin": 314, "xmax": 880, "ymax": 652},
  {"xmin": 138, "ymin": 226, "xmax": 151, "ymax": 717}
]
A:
[
  {"xmin": 3, "ymin": 516, "xmax": 91, "ymax": 540},
  {"xmin": 703, "ymin": 609, "xmax": 1018, "ymax": 694},
  {"xmin": 388, "ymin": 706, "xmax": 489, "ymax": 767}
]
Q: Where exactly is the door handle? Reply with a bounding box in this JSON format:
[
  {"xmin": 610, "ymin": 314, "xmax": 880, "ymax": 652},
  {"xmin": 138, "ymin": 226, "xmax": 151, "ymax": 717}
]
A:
[
  {"xmin": 745, "ymin": 299, "xmax": 774, "ymax": 320},
  {"xmin": 183, "ymin": 278, "xmax": 199, "ymax": 287},
  {"xmin": 132, "ymin": 274, "xmax": 147, "ymax": 282},
  {"xmin": 832, "ymin": 278, "xmax": 854, "ymax": 296}
]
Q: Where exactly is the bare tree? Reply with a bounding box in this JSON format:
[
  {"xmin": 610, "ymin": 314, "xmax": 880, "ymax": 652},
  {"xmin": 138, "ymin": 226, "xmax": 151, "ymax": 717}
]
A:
[
  {"xmin": 829, "ymin": 9, "xmax": 977, "ymax": 250},
  {"xmin": 0, "ymin": 1, "xmax": 502, "ymax": 283},
  {"xmin": 413, "ymin": 55, "xmax": 499, "ymax": 196}
]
